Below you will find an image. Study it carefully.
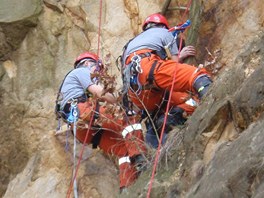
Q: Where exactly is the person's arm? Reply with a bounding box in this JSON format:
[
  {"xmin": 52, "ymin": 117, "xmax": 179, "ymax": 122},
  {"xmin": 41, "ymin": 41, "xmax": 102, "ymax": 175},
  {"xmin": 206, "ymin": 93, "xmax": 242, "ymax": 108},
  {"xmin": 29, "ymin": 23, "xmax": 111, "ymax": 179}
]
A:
[
  {"xmin": 171, "ymin": 55, "xmax": 179, "ymax": 62},
  {"xmin": 87, "ymin": 84, "xmax": 116, "ymax": 104}
]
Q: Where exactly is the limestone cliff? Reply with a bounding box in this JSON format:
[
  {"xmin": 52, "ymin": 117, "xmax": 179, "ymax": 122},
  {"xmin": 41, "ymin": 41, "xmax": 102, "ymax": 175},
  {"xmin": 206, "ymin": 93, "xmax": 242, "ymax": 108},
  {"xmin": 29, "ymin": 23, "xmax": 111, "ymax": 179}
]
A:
[{"xmin": 0, "ymin": 0, "xmax": 264, "ymax": 197}]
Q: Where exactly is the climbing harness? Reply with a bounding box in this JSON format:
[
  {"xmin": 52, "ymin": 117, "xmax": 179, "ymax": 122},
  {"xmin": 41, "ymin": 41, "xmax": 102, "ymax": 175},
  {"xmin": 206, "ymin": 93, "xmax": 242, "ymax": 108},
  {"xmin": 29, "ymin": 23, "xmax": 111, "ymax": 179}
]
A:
[
  {"xmin": 131, "ymin": 54, "xmax": 143, "ymax": 74},
  {"xmin": 129, "ymin": 54, "xmax": 143, "ymax": 94},
  {"xmin": 122, "ymin": 51, "xmax": 160, "ymax": 116},
  {"xmin": 121, "ymin": 54, "xmax": 144, "ymax": 113},
  {"xmin": 67, "ymin": 100, "xmax": 79, "ymax": 123}
]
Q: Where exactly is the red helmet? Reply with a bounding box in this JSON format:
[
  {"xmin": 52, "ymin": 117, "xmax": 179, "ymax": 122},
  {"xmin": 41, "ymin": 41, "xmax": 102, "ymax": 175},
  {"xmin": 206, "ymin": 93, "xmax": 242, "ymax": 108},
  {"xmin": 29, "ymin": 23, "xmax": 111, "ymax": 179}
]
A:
[
  {"xmin": 142, "ymin": 13, "xmax": 169, "ymax": 31},
  {"xmin": 74, "ymin": 52, "xmax": 101, "ymax": 68}
]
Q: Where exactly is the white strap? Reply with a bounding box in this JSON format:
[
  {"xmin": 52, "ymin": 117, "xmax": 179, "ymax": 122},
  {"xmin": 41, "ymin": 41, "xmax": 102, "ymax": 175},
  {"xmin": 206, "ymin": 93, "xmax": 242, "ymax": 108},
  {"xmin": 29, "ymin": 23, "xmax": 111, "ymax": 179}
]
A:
[
  {"xmin": 122, "ymin": 123, "xmax": 142, "ymax": 138},
  {"xmin": 119, "ymin": 156, "xmax": 130, "ymax": 165}
]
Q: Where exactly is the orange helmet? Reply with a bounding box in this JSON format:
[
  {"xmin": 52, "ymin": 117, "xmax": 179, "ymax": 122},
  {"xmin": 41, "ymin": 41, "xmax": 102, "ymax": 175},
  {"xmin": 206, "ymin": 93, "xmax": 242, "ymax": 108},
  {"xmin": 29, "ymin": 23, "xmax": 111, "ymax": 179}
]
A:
[
  {"xmin": 74, "ymin": 52, "xmax": 102, "ymax": 69},
  {"xmin": 142, "ymin": 13, "xmax": 169, "ymax": 31}
]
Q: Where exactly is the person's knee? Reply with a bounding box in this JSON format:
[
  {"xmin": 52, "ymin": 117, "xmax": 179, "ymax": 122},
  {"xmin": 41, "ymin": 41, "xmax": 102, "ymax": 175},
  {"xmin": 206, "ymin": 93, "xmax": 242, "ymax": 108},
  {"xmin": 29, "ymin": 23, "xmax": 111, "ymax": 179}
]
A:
[{"xmin": 193, "ymin": 75, "xmax": 212, "ymax": 98}]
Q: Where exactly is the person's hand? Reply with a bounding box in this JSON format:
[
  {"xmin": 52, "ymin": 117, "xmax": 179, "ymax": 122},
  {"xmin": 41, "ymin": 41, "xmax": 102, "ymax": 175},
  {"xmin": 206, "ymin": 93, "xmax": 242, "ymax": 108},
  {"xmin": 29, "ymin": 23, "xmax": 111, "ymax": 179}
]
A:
[
  {"xmin": 88, "ymin": 84, "xmax": 117, "ymax": 104},
  {"xmin": 179, "ymin": 46, "xmax": 196, "ymax": 63}
]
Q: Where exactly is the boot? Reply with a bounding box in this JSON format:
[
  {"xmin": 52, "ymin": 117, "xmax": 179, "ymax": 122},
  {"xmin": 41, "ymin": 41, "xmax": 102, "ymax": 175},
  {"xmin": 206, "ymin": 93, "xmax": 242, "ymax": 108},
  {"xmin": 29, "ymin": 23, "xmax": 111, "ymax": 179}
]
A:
[{"xmin": 131, "ymin": 154, "xmax": 147, "ymax": 172}]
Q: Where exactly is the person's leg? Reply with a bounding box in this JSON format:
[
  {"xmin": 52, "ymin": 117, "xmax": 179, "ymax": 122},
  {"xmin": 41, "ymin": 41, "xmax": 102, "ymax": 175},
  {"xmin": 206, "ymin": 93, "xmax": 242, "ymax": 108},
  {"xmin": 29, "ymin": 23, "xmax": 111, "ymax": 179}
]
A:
[
  {"xmin": 99, "ymin": 127, "xmax": 142, "ymax": 190},
  {"xmin": 99, "ymin": 133, "xmax": 138, "ymax": 190},
  {"xmin": 145, "ymin": 120, "xmax": 159, "ymax": 148},
  {"xmin": 148, "ymin": 59, "xmax": 212, "ymax": 98},
  {"xmin": 75, "ymin": 101, "xmax": 98, "ymax": 144},
  {"xmin": 119, "ymin": 156, "xmax": 138, "ymax": 191},
  {"xmin": 145, "ymin": 119, "xmax": 167, "ymax": 148},
  {"xmin": 120, "ymin": 116, "xmax": 146, "ymax": 157},
  {"xmin": 193, "ymin": 75, "xmax": 213, "ymax": 98},
  {"xmin": 128, "ymin": 89, "xmax": 164, "ymax": 112},
  {"xmin": 99, "ymin": 108, "xmax": 146, "ymax": 158},
  {"xmin": 170, "ymin": 91, "xmax": 198, "ymax": 115}
]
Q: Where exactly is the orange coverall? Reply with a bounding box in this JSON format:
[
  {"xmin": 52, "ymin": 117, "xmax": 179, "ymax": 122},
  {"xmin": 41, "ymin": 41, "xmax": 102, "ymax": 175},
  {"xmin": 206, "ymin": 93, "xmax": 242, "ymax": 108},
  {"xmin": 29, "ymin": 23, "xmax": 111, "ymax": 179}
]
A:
[
  {"xmin": 75, "ymin": 100, "xmax": 146, "ymax": 188},
  {"xmin": 126, "ymin": 49, "xmax": 208, "ymax": 113},
  {"xmin": 129, "ymin": 88, "xmax": 198, "ymax": 115}
]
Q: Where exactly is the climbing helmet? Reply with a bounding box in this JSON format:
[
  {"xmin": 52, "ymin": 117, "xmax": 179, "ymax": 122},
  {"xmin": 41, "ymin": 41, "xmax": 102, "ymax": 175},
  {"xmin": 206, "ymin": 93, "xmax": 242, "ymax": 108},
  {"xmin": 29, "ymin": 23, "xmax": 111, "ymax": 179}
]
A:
[
  {"xmin": 142, "ymin": 13, "xmax": 169, "ymax": 31},
  {"xmin": 74, "ymin": 52, "xmax": 103, "ymax": 70}
]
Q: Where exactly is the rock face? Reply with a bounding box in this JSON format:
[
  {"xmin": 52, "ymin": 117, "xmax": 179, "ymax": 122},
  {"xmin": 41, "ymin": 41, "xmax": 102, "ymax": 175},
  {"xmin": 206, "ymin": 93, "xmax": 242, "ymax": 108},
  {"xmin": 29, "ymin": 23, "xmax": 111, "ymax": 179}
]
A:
[
  {"xmin": 0, "ymin": 0, "xmax": 264, "ymax": 197},
  {"xmin": 0, "ymin": 0, "xmax": 42, "ymax": 60},
  {"xmin": 124, "ymin": 1, "xmax": 264, "ymax": 197}
]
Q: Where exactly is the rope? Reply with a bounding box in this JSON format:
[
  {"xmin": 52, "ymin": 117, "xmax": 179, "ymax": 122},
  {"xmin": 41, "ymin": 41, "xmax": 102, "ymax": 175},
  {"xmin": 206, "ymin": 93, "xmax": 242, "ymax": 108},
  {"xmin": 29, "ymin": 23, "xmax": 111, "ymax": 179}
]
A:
[
  {"xmin": 73, "ymin": 114, "xmax": 78, "ymax": 198},
  {"xmin": 177, "ymin": 0, "xmax": 192, "ymax": 52},
  {"xmin": 66, "ymin": 0, "xmax": 103, "ymax": 197},
  {"xmin": 66, "ymin": 108, "xmax": 96, "ymax": 198},
  {"xmin": 146, "ymin": 0, "xmax": 193, "ymax": 197},
  {"xmin": 97, "ymin": 0, "xmax": 103, "ymax": 56},
  {"xmin": 66, "ymin": 102, "xmax": 79, "ymax": 198}
]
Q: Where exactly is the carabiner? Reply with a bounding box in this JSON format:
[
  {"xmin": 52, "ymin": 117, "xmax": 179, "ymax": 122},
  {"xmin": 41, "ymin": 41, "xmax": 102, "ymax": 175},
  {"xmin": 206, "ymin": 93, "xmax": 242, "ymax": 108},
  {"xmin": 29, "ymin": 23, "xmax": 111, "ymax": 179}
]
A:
[
  {"xmin": 131, "ymin": 54, "xmax": 143, "ymax": 73},
  {"xmin": 71, "ymin": 99, "xmax": 78, "ymax": 107},
  {"xmin": 131, "ymin": 54, "xmax": 141, "ymax": 63},
  {"xmin": 135, "ymin": 64, "xmax": 143, "ymax": 73}
]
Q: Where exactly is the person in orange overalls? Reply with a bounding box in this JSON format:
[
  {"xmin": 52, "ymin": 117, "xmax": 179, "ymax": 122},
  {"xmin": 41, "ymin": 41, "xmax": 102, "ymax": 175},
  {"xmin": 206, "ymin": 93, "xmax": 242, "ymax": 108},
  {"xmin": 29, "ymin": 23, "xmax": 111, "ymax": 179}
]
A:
[
  {"xmin": 121, "ymin": 13, "xmax": 212, "ymax": 147},
  {"xmin": 55, "ymin": 52, "xmax": 147, "ymax": 192},
  {"xmin": 121, "ymin": 13, "xmax": 212, "ymax": 104}
]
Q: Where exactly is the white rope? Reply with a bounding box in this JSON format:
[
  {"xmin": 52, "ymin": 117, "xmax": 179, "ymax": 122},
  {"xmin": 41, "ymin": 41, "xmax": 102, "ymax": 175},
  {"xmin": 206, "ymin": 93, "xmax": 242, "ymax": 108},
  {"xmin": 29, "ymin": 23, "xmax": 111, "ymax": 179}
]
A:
[
  {"xmin": 73, "ymin": 118, "xmax": 78, "ymax": 198},
  {"xmin": 69, "ymin": 102, "xmax": 79, "ymax": 198}
]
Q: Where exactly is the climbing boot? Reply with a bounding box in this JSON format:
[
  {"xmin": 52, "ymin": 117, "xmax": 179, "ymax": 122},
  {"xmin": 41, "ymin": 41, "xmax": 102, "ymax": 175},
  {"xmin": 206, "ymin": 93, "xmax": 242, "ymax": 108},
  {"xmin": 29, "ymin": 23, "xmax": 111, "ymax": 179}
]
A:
[
  {"xmin": 120, "ymin": 187, "xmax": 128, "ymax": 194},
  {"xmin": 131, "ymin": 154, "xmax": 147, "ymax": 172}
]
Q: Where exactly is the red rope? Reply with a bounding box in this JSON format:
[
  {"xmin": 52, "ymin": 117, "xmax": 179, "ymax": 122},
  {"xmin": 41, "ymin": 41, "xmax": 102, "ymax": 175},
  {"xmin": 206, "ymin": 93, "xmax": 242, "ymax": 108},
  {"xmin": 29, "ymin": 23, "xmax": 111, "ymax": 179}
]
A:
[
  {"xmin": 146, "ymin": 0, "xmax": 193, "ymax": 197},
  {"xmin": 97, "ymin": 0, "xmax": 103, "ymax": 57},
  {"xmin": 66, "ymin": 0, "xmax": 103, "ymax": 197}
]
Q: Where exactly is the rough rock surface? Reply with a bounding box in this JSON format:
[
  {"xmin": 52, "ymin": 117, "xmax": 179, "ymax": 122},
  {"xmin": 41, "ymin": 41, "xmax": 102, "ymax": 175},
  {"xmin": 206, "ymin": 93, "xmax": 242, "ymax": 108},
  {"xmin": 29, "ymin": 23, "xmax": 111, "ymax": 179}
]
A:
[{"xmin": 0, "ymin": 0, "xmax": 264, "ymax": 197}]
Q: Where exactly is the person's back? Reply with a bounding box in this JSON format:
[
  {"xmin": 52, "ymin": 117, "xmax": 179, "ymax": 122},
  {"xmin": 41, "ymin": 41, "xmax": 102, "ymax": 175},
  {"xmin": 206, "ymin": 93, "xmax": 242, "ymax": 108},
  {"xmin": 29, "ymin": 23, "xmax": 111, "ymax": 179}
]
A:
[
  {"xmin": 123, "ymin": 27, "xmax": 178, "ymax": 63},
  {"xmin": 60, "ymin": 67, "xmax": 93, "ymax": 109}
]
